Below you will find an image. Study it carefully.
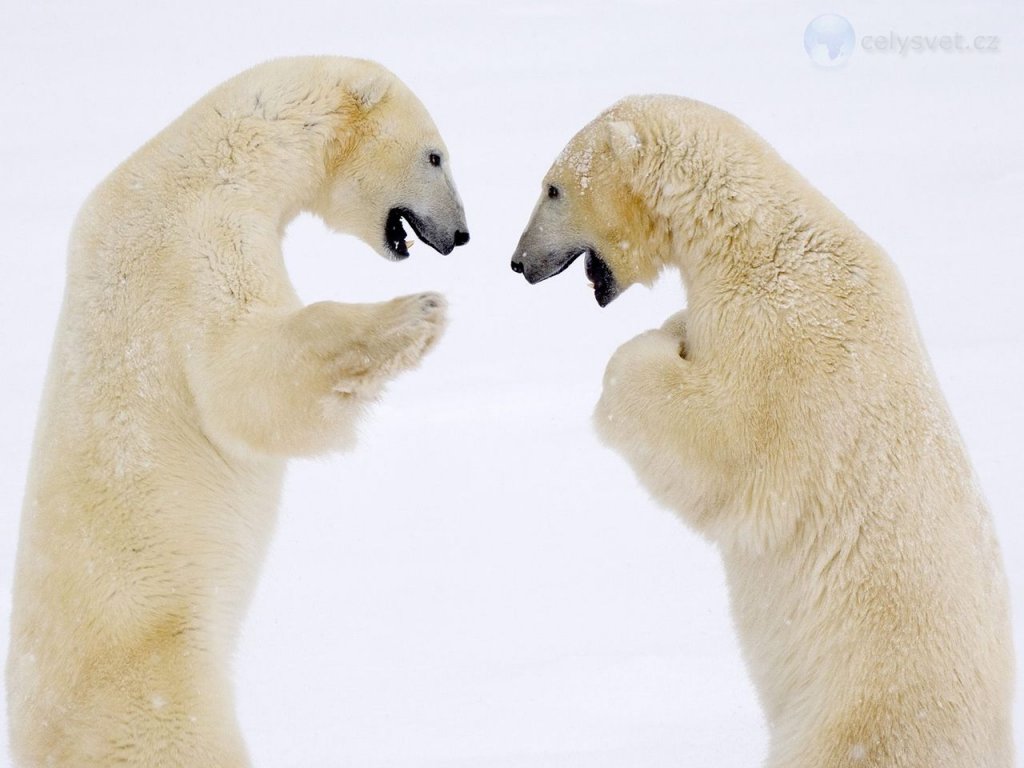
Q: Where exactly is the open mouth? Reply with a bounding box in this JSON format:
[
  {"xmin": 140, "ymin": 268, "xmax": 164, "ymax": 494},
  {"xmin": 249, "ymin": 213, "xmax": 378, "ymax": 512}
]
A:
[
  {"xmin": 584, "ymin": 251, "xmax": 620, "ymax": 307},
  {"xmin": 511, "ymin": 246, "xmax": 621, "ymax": 306},
  {"xmin": 384, "ymin": 207, "xmax": 462, "ymax": 259},
  {"xmin": 385, "ymin": 208, "xmax": 417, "ymax": 260}
]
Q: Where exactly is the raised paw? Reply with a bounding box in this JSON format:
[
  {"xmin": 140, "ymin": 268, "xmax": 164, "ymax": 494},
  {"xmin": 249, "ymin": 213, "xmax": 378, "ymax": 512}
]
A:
[
  {"xmin": 660, "ymin": 309, "xmax": 688, "ymax": 358},
  {"xmin": 594, "ymin": 328, "xmax": 690, "ymax": 449},
  {"xmin": 602, "ymin": 328, "xmax": 682, "ymax": 390},
  {"xmin": 378, "ymin": 291, "xmax": 448, "ymax": 360},
  {"xmin": 332, "ymin": 292, "xmax": 448, "ymax": 396}
]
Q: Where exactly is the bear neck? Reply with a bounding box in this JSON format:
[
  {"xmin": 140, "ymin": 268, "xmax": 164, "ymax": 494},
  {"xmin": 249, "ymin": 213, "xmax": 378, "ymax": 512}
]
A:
[
  {"xmin": 169, "ymin": 79, "xmax": 360, "ymax": 231},
  {"xmin": 206, "ymin": 122, "xmax": 331, "ymax": 229},
  {"xmin": 657, "ymin": 144, "xmax": 803, "ymax": 296}
]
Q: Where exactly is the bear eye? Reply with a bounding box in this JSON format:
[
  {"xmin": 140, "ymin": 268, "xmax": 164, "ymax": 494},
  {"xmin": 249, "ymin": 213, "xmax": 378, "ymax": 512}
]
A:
[
  {"xmin": 548, "ymin": 185, "xmax": 560, "ymax": 199},
  {"xmin": 429, "ymin": 152, "xmax": 442, "ymax": 167}
]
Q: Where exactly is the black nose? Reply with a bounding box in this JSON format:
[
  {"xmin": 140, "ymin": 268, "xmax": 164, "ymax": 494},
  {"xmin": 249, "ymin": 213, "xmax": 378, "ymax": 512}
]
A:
[
  {"xmin": 511, "ymin": 260, "xmax": 524, "ymax": 274},
  {"xmin": 453, "ymin": 230, "xmax": 470, "ymax": 247}
]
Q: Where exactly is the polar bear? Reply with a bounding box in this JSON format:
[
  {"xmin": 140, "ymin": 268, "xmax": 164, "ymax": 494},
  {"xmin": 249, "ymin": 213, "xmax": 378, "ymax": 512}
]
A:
[
  {"xmin": 7, "ymin": 57, "xmax": 469, "ymax": 767},
  {"xmin": 511, "ymin": 96, "xmax": 1014, "ymax": 767}
]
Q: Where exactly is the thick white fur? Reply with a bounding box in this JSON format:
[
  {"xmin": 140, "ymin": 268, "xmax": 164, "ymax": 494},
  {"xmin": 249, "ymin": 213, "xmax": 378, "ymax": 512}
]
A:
[
  {"xmin": 546, "ymin": 97, "xmax": 1014, "ymax": 766},
  {"xmin": 7, "ymin": 57, "xmax": 457, "ymax": 767}
]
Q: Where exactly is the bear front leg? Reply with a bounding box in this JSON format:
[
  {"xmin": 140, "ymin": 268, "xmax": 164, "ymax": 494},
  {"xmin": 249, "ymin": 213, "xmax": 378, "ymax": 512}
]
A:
[
  {"xmin": 594, "ymin": 325, "xmax": 697, "ymax": 451},
  {"xmin": 593, "ymin": 318, "xmax": 741, "ymax": 531},
  {"xmin": 190, "ymin": 293, "xmax": 446, "ymax": 457},
  {"xmin": 659, "ymin": 308, "xmax": 688, "ymax": 355}
]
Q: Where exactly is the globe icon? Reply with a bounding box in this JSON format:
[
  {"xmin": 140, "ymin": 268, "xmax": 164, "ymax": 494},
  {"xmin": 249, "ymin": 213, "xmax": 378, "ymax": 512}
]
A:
[{"xmin": 804, "ymin": 14, "xmax": 855, "ymax": 67}]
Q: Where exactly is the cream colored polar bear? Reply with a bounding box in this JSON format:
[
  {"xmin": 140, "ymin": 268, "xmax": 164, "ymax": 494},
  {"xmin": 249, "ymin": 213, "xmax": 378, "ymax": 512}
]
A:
[
  {"xmin": 512, "ymin": 96, "xmax": 1014, "ymax": 767},
  {"xmin": 8, "ymin": 57, "xmax": 468, "ymax": 767}
]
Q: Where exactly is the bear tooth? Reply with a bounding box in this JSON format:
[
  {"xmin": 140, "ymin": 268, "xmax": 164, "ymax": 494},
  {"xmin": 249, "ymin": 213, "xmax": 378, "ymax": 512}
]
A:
[{"xmin": 405, "ymin": 239, "xmax": 414, "ymax": 249}]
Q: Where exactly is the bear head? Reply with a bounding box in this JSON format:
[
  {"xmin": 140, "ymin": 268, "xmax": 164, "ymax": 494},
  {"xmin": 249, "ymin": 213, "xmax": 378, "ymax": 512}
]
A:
[
  {"xmin": 511, "ymin": 95, "xmax": 762, "ymax": 306},
  {"xmin": 315, "ymin": 64, "xmax": 469, "ymax": 261}
]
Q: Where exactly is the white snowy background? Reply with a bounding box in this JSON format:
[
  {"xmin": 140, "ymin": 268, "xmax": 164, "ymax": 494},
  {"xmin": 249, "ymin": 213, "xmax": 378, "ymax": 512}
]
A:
[{"xmin": 1, "ymin": 1, "xmax": 1021, "ymax": 765}]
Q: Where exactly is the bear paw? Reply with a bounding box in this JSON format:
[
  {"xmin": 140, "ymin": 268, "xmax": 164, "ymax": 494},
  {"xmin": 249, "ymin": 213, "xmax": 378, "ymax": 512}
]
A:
[
  {"xmin": 332, "ymin": 292, "xmax": 447, "ymax": 396},
  {"xmin": 660, "ymin": 309, "xmax": 688, "ymax": 358},
  {"xmin": 376, "ymin": 291, "xmax": 448, "ymax": 370}
]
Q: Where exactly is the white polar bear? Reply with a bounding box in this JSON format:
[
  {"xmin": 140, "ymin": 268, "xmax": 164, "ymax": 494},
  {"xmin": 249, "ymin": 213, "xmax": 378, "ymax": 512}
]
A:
[
  {"xmin": 7, "ymin": 57, "xmax": 469, "ymax": 767},
  {"xmin": 512, "ymin": 95, "xmax": 1014, "ymax": 767}
]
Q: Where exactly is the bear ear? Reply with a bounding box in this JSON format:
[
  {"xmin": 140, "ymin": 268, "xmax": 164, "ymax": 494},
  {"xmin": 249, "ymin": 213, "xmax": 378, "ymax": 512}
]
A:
[
  {"xmin": 350, "ymin": 72, "xmax": 392, "ymax": 110},
  {"xmin": 605, "ymin": 120, "xmax": 642, "ymax": 161}
]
